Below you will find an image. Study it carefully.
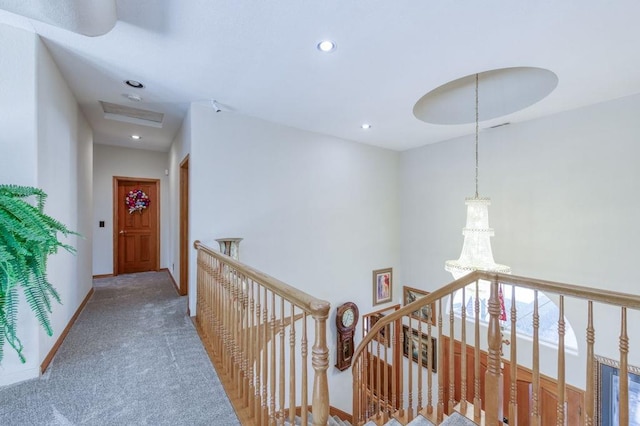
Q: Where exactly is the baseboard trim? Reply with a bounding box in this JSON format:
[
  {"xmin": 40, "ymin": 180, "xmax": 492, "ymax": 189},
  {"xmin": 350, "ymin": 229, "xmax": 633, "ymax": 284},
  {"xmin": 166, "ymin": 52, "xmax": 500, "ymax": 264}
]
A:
[
  {"xmin": 40, "ymin": 287, "xmax": 94, "ymax": 374},
  {"xmin": 92, "ymin": 273, "xmax": 113, "ymax": 279},
  {"xmin": 161, "ymin": 268, "xmax": 181, "ymax": 296}
]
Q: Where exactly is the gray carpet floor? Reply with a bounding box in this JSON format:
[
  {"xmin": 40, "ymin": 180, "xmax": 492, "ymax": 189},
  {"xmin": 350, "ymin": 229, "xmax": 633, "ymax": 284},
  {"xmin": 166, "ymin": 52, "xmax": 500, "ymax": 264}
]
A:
[{"xmin": 0, "ymin": 271, "xmax": 240, "ymax": 425}]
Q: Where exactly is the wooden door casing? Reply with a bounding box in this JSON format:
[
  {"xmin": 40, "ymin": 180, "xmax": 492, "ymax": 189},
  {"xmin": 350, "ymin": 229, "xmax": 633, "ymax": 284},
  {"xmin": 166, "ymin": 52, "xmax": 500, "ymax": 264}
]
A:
[
  {"xmin": 441, "ymin": 336, "xmax": 583, "ymax": 425},
  {"xmin": 114, "ymin": 177, "xmax": 160, "ymax": 275}
]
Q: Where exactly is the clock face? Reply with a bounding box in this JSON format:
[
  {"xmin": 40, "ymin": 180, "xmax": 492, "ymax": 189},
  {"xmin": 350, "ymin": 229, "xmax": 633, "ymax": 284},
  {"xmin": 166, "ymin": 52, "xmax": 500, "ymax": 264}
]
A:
[{"xmin": 341, "ymin": 308, "xmax": 355, "ymax": 328}]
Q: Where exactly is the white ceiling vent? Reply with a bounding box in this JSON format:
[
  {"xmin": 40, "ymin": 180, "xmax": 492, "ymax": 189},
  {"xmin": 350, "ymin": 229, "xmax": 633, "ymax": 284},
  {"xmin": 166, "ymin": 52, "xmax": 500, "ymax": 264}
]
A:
[{"xmin": 100, "ymin": 101, "xmax": 164, "ymax": 128}]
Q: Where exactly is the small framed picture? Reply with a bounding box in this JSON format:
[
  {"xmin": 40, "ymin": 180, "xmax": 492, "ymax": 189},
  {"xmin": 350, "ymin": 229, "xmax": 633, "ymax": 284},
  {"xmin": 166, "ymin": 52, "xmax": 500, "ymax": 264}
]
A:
[
  {"xmin": 372, "ymin": 268, "xmax": 393, "ymax": 306},
  {"xmin": 595, "ymin": 355, "xmax": 640, "ymax": 425},
  {"xmin": 365, "ymin": 313, "xmax": 391, "ymax": 347},
  {"xmin": 403, "ymin": 286, "xmax": 436, "ymax": 326},
  {"xmin": 402, "ymin": 325, "xmax": 437, "ymax": 372}
]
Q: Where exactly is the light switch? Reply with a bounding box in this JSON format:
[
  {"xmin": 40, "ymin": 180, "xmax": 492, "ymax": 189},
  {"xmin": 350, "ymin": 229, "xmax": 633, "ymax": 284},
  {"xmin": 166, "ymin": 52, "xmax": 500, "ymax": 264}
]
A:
[{"xmin": 99, "ymin": 221, "xmax": 105, "ymax": 228}]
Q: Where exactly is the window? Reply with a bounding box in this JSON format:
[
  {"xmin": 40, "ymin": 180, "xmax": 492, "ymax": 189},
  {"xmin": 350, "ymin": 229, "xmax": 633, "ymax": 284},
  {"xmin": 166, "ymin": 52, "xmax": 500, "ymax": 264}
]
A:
[{"xmin": 451, "ymin": 283, "xmax": 578, "ymax": 351}]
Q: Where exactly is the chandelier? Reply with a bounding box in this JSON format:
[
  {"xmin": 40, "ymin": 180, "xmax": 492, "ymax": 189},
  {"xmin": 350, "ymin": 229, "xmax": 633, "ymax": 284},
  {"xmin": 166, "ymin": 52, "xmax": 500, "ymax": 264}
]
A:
[{"xmin": 445, "ymin": 74, "xmax": 510, "ymax": 280}]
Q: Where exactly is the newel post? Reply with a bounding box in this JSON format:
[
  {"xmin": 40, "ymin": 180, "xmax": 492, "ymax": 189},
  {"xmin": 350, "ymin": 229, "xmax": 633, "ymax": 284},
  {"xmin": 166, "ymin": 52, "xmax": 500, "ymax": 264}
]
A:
[
  {"xmin": 485, "ymin": 278, "xmax": 504, "ymax": 425},
  {"xmin": 311, "ymin": 301, "xmax": 330, "ymax": 426}
]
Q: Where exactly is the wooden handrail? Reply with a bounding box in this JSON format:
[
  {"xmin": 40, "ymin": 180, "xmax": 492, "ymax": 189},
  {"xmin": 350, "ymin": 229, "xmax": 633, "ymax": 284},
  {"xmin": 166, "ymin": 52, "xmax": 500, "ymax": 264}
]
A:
[{"xmin": 194, "ymin": 240, "xmax": 331, "ymax": 317}]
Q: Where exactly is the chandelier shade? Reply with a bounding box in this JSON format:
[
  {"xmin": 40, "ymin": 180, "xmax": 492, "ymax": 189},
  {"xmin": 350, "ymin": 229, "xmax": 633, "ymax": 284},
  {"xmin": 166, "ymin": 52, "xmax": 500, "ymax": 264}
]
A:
[{"xmin": 445, "ymin": 197, "xmax": 511, "ymax": 279}]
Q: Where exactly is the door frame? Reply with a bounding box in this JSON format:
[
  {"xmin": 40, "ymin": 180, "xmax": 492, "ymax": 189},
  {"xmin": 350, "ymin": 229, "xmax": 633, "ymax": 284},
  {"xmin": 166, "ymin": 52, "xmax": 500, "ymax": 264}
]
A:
[
  {"xmin": 112, "ymin": 176, "xmax": 161, "ymax": 275},
  {"xmin": 179, "ymin": 155, "xmax": 189, "ymax": 296}
]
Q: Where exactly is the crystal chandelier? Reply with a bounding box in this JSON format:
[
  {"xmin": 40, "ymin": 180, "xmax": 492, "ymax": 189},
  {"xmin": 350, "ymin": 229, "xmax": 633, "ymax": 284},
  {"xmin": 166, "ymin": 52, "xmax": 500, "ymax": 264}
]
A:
[{"xmin": 445, "ymin": 74, "xmax": 510, "ymax": 280}]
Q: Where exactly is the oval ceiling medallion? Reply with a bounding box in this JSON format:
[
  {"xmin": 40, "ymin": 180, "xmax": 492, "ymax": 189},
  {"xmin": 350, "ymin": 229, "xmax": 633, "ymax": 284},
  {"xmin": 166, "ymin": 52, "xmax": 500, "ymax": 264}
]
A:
[{"xmin": 414, "ymin": 67, "xmax": 558, "ymax": 125}]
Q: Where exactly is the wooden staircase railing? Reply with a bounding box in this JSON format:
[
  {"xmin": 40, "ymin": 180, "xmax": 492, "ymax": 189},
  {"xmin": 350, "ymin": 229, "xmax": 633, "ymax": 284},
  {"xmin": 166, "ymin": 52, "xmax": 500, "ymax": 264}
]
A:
[
  {"xmin": 194, "ymin": 241, "xmax": 331, "ymax": 426},
  {"xmin": 351, "ymin": 271, "xmax": 640, "ymax": 426}
]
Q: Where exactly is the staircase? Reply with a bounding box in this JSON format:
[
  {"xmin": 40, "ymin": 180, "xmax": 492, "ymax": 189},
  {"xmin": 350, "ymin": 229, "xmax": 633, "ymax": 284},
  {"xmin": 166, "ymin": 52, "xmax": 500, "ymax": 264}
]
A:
[{"xmin": 364, "ymin": 412, "xmax": 475, "ymax": 426}]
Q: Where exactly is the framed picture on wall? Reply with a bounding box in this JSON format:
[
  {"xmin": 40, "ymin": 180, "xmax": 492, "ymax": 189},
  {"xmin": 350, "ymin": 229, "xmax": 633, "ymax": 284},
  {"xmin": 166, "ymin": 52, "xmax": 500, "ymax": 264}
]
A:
[
  {"xmin": 372, "ymin": 268, "xmax": 393, "ymax": 305},
  {"xmin": 403, "ymin": 286, "xmax": 436, "ymax": 326},
  {"xmin": 402, "ymin": 325, "xmax": 437, "ymax": 372},
  {"xmin": 595, "ymin": 354, "xmax": 640, "ymax": 425}
]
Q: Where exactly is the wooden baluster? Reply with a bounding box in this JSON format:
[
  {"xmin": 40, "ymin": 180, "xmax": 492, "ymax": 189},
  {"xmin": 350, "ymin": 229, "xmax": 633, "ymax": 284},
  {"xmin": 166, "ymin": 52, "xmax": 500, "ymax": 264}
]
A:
[
  {"xmin": 408, "ymin": 317, "xmax": 414, "ymax": 421},
  {"xmin": 311, "ymin": 304, "xmax": 330, "ymax": 426},
  {"xmin": 364, "ymin": 346, "xmax": 370, "ymax": 420},
  {"xmin": 474, "ymin": 280, "xmax": 481, "ymax": 423},
  {"xmin": 509, "ymin": 284, "xmax": 517, "ymax": 426},
  {"xmin": 279, "ymin": 298, "xmax": 285, "ymax": 425},
  {"xmin": 262, "ymin": 287, "xmax": 269, "ymax": 426},
  {"xmin": 485, "ymin": 278, "xmax": 503, "ymax": 426},
  {"xmin": 460, "ymin": 286, "xmax": 468, "ymax": 414},
  {"xmin": 437, "ymin": 298, "xmax": 444, "ymax": 423},
  {"xmin": 383, "ymin": 321, "xmax": 389, "ymax": 422},
  {"xmin": 619, "ymin": 307, "xmax": 629, "ymax": 426},
  {"xmin": 427, "ymin": 317, "xmax": 433, "ymax": 416},
  {"xmin": 234, "ymin": 272, "xmax": 241, "ymax": 399},
  {"xmin": 376, "ymin": 326, "xmax": 382, "ymax": 421},
  {"xmin": 417, "ymin": 314, "xmax": 424, "ymax": 416},
  {"xmin": 531, "ymin": 290, "xmax": 540, "ymax": 426},
  {"xmin": 557, "ymin": 295, "xmax": 566, "ymax": 426},
  {"xmin": 242, "ymin": 275, "xmax": 250, "ymax": 406},
  {"xmin": 254, "ymin": 283, "xmax": 262, "ymax": 426},
  {"xmin": 353, "ymin": 357, "xmax": 361, "ymax": 425},
  {"xmin": 448, "ymin": 291, "xmax": 455, "ymax": 414},
  {"xmin": 289, "ymin": 305, "xmax": 296, "ymax": 425},
  {"xmin": 270, "ymin": 293, "xmax": 277, "ymax": 425},
  {"xmin": 301, "ymin": 313, "xmax": 308, "ymax": 426},
  {"xmin": 392, "ymin": 318, "xmax": 399, "ymax": 418},
  {"xmin": 585, "ymin": 301, "xmax": 594, "ymax": 426},
  {"xmin": 248, "ymin": 280, "xmax": 255, "ymax": 418}
]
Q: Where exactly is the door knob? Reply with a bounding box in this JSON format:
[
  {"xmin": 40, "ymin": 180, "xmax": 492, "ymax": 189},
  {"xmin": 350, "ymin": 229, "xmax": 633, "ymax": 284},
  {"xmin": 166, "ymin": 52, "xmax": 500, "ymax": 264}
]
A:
[{"xmin": 119, "ymin": 230, "xmax": 126, "ymax": 234}]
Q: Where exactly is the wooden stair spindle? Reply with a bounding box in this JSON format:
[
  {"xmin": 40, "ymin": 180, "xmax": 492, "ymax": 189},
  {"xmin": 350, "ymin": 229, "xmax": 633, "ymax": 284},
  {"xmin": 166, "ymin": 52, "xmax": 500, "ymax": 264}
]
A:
[
  {"xmin": 301, "ymin": 313, "xmax": 309, "ymax": 426},
  {"xmin": 556, "ymin": 295, "xmax": 566, "ymax": 426},
  {"xmin": 509, "ymin": 284, "xmax": 518, "ymax": 426},
  {"xmin": 485, "ymin": 278, "xmax": 503, "ymax": 426},
  {"xmin": 437, "ymin": 298, "xmax": 444, "ymax": 423},
  {"xmin": 289, "ymin": 304, "xmax": 296, "ymax": 426},
  {"xmin": 460, "ymin": 285, "xmax": 468, "ymax": 414},
  {"xmin": 619, "ymin": 307, "xmax": 629, "ymax": 426},
  {"xmin": 531, "ymin": 290, "xmax": 540, "ymax": 426},
  {"xmin": 585, "ymin": 301, "xmax": 594, "ymax": 426},
  {"xmin": 311, "ymin": 302, "xmax": 330, "ymax": 426},
  {"xmin": 474, "ymin": 280, "xmax": 481, "ymax": 424},
  {"xmin": 448, "ymin": 293, "xmax": 455, "ymax": 414}
]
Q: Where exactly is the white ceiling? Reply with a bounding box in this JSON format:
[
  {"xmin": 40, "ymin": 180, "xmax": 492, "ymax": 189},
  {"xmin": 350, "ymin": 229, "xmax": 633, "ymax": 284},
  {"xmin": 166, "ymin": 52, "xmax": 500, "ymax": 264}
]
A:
[{"xmin": 2, "ymin": 1, "xmax": 640, "ymax": 152}]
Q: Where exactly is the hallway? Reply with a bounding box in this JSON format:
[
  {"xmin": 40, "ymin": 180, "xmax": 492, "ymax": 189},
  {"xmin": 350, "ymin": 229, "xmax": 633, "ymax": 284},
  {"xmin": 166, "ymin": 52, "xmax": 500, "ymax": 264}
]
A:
[{"xmin": 0, "ymin": 271, "xmax": 239, "ymax": 425}]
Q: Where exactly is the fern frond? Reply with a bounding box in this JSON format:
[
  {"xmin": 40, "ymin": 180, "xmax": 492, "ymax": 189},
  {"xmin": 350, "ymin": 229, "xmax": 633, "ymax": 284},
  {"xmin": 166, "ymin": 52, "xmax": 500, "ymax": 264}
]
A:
[{"xmin": 0, "ymin": 184, "xmax": 76, "ymax": 363}]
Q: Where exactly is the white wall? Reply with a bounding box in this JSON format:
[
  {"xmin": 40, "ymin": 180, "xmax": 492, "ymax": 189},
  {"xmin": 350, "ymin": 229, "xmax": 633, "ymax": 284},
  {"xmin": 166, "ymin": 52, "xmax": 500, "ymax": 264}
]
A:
[
  {"xmin": 167, "ymin": 116, "xmax": 191, "ymax": 286},
  {"xmin": 36, "ymin": 39, "xmax": 94, "ymax": 364},
  {"xmin": 0, "ymin": 24, "xmax": 93, "ymax": 386},
  {"xmin": 92, "ymin": 144, "xmax": 170, "ymax": 275},
  {"xmin": 400, "ymin": 93, "xmax": 640, "ymax": 388},
  {"xmin": 189, "ymin": 104, "xmax": 400, "ymax": 412},
  {"xmin": 0, "ymin": 23, "xmax": 41, "ymax": 385}
]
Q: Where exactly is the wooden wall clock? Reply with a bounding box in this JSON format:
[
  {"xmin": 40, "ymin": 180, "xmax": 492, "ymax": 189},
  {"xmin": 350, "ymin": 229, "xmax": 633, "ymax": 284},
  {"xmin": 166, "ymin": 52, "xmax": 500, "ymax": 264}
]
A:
[{"xmin": 335, "ymin": 302, "xmax": 359, "ymax": 371}]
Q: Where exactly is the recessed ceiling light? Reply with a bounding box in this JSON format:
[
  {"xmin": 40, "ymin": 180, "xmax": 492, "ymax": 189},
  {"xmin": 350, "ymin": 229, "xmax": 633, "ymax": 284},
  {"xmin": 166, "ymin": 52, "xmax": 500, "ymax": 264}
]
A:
[
  {"xmin": 125, "ymin": 80, "xmax": 144, "ymax": 89},
  {"xmin": 361, "ymin": 123, "xmax": 371, "ymax": 129},
  {"xmin": 317, "ymin": 40, "xmax": 336, "ymax": 53},
  {"xmin": 131, "ymin": 135, "xmax": 142, "ymax": 140}
]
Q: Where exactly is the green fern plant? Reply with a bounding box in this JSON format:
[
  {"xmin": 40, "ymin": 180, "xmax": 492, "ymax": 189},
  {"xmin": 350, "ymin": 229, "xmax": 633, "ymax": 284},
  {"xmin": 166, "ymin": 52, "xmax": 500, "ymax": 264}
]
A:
[{"xmin": 0, "ymin": 184, "xmax": 76, "ymax": 363}]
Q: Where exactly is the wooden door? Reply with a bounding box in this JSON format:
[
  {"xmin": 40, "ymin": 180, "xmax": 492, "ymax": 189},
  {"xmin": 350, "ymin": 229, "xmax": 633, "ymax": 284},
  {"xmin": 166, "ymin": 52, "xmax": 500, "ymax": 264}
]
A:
[
  {"xmin": 114, "ymin": 178, "xmax": 159, "ymax": 274},
  {"xmin": 179, "ymin": 156, "xmax": 189, "ymax": 295}
]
